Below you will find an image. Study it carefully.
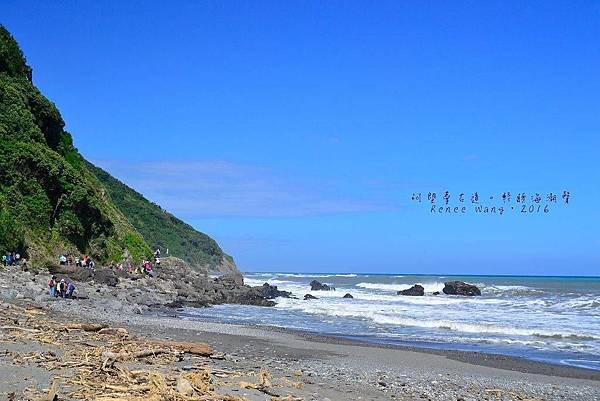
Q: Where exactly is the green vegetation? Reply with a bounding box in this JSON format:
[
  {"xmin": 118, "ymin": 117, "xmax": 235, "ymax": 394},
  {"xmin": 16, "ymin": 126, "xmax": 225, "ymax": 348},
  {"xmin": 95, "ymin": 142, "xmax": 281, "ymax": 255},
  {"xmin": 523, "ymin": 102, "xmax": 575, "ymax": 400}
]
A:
[
  {"xmin": 0, "ymin": 25, "xmax": 151, "ymax": 265},
  {"xmin": 0, "ymin": 25, "xmax": 233, "ymax": 272},
  {"xmin": 86, "ymin": 162, "xmax": 234, "ymax": 270}
]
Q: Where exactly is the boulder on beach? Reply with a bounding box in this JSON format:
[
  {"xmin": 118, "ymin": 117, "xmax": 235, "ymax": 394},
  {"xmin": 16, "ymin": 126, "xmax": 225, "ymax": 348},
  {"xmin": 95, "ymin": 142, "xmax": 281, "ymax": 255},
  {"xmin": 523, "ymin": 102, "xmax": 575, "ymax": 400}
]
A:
[
  {"xmin": 48, "ymin": 265, "xmax": 119, "ymax": 287},
  {"xmin": 304, "ymin": 294, "xmax": 318, "ymax": 300},
  {"xmin": 343, "ymin": 293, "xmax": 354, "ymax": 299},
  {"xmin": 397, "ymin": 284, "xmax": 424, "ymax": 296},
  {"xmin": 442, "ymin": 281, "xmax": 481, "ymax": 296},
  {"xmin": 432, "ymin": 291, "xmax": 440, "ymax": 296},
  {"xmin": 310, "ymin": 280, "xmax": 335, "ymax": 291}
]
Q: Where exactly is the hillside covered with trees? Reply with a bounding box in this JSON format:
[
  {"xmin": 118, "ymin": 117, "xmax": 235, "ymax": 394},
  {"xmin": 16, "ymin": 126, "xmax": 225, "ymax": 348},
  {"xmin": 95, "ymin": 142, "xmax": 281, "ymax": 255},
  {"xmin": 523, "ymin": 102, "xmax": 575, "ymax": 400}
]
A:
[
  {"xmin": 0, "ymin": 26, "xmax": 236, "ymax": 273},
  {"xmin": 86, "ymin": 162, "xmax": 235, "ymax": 272}
]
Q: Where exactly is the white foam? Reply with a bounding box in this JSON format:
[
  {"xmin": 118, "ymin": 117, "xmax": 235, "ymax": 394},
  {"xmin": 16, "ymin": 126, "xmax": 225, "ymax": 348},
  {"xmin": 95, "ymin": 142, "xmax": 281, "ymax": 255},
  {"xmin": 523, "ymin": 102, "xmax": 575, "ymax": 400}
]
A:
[
  {"xmin": 561, "ymin": 298, "xmax": 600, "ymax": 309},
  {"xmin": 243, "ymin": 273, "xmax": 600, "ymax": 358},
  {"xmin": 243, "ymin": 278, "xmax": 274, "ymax": 286},
  {"xmin": 270, "ymin": 273, "xmax": 358, "ymax": 278},
  {"xmin": 356, "ymin": 282, "xmax": 445, "ymax": 293},
  {"xmin": 275, "ymin": 297, "xmax": 599, "ymax": 341}
]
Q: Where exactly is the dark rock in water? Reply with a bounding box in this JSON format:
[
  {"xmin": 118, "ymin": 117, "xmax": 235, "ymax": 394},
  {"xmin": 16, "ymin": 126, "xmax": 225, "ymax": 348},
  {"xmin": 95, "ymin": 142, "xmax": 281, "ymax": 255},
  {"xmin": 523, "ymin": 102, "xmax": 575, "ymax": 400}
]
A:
[
  {"xmin": 304, "ymin": 294, "xmax": 318, "ymax": 300},
  {"xmin": 255, "ymin": 283, "xmax": 292, "ymax": 299},
  {"xmin": 343, "ymin": 293, "xmax": 354, "ymax": 299},
  {"xmin": 432, "ymin": 291, "xmax": 440, "ymax": 295},
  {"xmin": 443, "ymin": 281, "xmax": 481, "ymax": 296},
  {"xmin": 397, "ymin": 284, "xmax": 424, "ymax": 296},
  {"xmin": 310, "ymin": 280, "xmax": 335, "ymax": 291}
]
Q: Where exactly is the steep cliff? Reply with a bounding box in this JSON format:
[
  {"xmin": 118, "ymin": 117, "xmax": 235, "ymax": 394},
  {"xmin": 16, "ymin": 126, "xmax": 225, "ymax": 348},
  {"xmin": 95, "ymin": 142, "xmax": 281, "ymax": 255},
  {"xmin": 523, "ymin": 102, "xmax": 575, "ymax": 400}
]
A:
[{"xmin": 0, "ymin": 25, "xmax": 237, "ymax": 274}]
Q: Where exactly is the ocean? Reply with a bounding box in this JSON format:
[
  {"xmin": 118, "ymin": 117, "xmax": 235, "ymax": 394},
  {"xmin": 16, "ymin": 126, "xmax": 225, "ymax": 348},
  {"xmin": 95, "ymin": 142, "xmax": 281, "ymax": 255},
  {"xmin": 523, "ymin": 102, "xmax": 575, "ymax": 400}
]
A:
[{"xmin": 182, "ymin": 273, "xmax": 600, "ymax": 371}]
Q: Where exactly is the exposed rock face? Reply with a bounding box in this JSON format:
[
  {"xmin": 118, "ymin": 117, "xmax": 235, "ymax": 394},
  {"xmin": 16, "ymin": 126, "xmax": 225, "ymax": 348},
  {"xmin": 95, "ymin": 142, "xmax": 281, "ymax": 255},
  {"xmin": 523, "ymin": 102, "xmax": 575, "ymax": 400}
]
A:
[
  {"xmin": 45, "ymin": 258, "xmax": 282, "ymax": 309},
  {"xmin": 49, "ymin": 265, "xmax": 119, "ymax": 287},
  {"xmin": 159, "ymin": 257, "xmax": 190, "ymax": 272},
  {"xmin": 215, "ymin": 255, "xmax": 240, "ymax": 275},
  {"xmin": 304, "ymin": 294, "xmax": 318, "ymax": 300},
  {"xmin": 443, "ymin": 281, "xmax": 481, "ymax": 296},
  {"xmin": 256, "ymin": 283, "xmax": 292, "ymax": 299},
  {"xmin": 214, "ymin": 271, "xmax": 244, "ymax": 286},
  {"xmin": 310, "ymin": 280, "xmax": 335, "ymax": 291},
  {"xmin": 397, "ymin": 284, "xmax": 424, "ymax": 296},
  {"xmin": 343, "ymin": 293, "xmax": 354, "ymax": 299}
]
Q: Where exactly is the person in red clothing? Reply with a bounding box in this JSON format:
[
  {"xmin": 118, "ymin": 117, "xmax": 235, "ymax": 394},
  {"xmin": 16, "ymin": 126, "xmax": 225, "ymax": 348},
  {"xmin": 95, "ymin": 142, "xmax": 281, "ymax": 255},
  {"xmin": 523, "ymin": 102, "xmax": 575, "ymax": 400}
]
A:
[{"xmin": 48, "ymin": 276, "xmax": 57, "ymax": 297}]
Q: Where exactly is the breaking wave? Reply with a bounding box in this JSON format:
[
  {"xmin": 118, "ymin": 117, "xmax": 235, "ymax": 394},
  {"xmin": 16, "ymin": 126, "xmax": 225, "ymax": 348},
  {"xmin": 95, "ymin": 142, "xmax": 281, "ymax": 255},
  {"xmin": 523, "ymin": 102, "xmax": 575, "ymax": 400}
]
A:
[{"xmin": 356, "ymin": 282, "xmax": 445, "ymax": 293}]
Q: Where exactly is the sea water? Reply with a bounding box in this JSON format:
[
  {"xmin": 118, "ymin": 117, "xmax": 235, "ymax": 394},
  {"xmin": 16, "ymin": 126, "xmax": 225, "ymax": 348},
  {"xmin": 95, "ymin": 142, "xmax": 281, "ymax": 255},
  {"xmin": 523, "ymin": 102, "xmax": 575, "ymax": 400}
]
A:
[{"xmin": 182, "ymin": 273, "xmax": 600, "ymax": 370}]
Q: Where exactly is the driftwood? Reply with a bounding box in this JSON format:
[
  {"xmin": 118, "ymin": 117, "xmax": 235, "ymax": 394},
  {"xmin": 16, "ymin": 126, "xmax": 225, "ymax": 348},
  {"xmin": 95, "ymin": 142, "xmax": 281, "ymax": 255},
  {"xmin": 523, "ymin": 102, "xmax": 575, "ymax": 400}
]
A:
[
  {"xmin": 66, "ymin": 323, "xmax": 108, "ymax": 332},
  {"xmin": 44, "ymin": 380, "xmax": 59, "ymax": 401},
  {"xmin": 0, "ymin": 325, "xmax": 40, "ymax": 333},
  {"xmin": 0, "ymin": 300, "xmax": 279, "ymax": 401},
  {"xmin": 240, "ymin": 369, "xmax": 280, "ymax": 397},
  {"xmin": 97, "ymin": 327, "xmax": 128, "ymax": 336},
  {"xmin": 102, "ymin": 348, "xmax": 177, "ymax": 369},
  {"xmin": 148, "ymin": 340, "xmax": 213, "ymax": 356}
]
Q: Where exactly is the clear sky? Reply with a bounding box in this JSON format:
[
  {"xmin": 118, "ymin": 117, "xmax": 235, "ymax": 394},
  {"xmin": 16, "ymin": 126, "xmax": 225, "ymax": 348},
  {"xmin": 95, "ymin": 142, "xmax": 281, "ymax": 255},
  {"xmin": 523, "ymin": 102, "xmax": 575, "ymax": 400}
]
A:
[{"xmin": 2, "ymin": 1, "xmax": 599, "ymax": 275}]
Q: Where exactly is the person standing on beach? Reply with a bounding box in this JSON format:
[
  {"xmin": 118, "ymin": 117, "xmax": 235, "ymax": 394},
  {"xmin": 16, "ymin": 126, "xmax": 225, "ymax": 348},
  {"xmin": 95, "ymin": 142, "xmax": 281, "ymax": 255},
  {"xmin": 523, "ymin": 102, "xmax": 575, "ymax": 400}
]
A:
[
  {"xmin": 58, "ymin": 279, "xmax": 67, "ymax": 298},
  {"xmin": 66, "ymin": 282, "xmax": 76, "ymax": 298},
  {"xmin": 48, "ymin": 276, "xmax": 56, "ymax": 297}
]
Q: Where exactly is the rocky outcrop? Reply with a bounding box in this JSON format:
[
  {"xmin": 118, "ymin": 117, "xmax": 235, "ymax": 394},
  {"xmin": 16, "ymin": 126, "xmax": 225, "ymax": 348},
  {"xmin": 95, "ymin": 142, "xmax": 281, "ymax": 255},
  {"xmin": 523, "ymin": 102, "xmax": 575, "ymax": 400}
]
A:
[
  {"xmin": 442, "ymin": 281, "xmax": 481, "ymax": 296},
  {"xmin": 310, "ymin": 280, "xmax": 335, "ymax": 291},
  {"xmin": 49, "ymin": 265, "xmax": 119, "ymax": 287},
  {"xmin": 256, "ymin": 283, "xmax": 292, "ymax": 299},
  {"xmin": 215, "ymin": 255, "xmax": 240, "ymax": 275},
  {"xmin": 304, "ymin": 294, "xmax": 318, "ymax": 300},
  {"xmin": 41, "ymin": 258, "xmax": 287, "ymax": 310},
  {"xmin": 343, "ymin": 293, "xmax": 354, "ymax": 299},
  {"xmin": 397, "ymin": 284, "xmax": 424, "ymax": 296},
  {"xmin": 213, "ymin": 270, "xmax": 244, "ymax": 286}
]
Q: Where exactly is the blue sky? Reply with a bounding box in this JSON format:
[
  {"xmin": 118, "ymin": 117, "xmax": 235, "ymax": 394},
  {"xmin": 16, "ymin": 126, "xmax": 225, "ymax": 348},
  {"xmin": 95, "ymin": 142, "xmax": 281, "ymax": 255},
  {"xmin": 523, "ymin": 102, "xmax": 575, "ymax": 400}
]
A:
[{"xmin": 3, "ymin": 1, "xmax": 599, "ymax": 275}]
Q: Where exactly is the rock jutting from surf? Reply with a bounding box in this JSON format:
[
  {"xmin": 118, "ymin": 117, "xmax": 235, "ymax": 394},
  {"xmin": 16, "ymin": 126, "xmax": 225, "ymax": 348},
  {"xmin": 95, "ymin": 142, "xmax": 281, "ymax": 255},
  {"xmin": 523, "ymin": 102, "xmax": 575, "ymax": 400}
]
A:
[
  {"xmin": 397, "ymin": 284, "xmax": 425, "ymax": 296},
  {"xmin": 310, "ymin": 280, "xmax": 336, "ymax": 291},
  {"xmin": 442, "ymin": 281, "xmax": 481, "ymax": 296}
]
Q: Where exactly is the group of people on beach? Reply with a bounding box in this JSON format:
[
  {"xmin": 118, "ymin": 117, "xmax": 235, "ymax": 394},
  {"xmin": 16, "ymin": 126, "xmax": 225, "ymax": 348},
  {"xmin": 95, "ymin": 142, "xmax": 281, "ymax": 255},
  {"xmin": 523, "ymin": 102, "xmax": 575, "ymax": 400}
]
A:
[
  {"xmin": 48, "ymin": 248, "xmax": 165, "ymax": 299},
  {"xmin": 59, "ymin": 254, "xmax": 95, "ymax": 269},
  {"xmin": 48, "ymin": 275, "xmax": 76, "ymax": 299},
  {"xmin": 137, "ymin": 249, "xmax": 162, "ymax": 277},
  {"xmin": 58, "ymin": 249, "xmax": 163, "ymax": 275},
  {"xmin": 2, "ymin": 251, "xmax": 27, "ymax": 268}
]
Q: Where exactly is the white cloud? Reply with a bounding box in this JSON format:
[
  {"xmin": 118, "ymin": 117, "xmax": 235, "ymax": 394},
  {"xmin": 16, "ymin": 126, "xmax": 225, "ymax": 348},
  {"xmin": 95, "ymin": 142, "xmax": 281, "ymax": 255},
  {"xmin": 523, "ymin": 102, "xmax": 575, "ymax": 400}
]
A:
[{"xmin": 94, "ymin": 159, "xmax": 394, "ymax": 218}]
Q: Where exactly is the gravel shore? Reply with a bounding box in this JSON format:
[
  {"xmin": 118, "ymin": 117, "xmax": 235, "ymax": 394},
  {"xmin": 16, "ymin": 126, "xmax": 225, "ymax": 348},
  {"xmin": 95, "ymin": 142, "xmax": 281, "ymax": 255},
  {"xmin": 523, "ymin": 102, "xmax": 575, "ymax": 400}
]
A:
[
  {"xmin": 1, "ymin": 265, "xmax": 599, "ymax": 400},
  {"xmin": 40, "ymin": 297, "xmax": 600, "ymax": 400}
]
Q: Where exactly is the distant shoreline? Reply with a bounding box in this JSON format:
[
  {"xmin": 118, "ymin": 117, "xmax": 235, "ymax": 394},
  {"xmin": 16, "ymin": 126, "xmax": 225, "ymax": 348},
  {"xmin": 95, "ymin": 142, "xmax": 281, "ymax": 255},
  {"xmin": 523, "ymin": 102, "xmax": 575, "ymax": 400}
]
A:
[{"xmin": 244, "ymin": 271, "xmax": 600, "ymax": 279}]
